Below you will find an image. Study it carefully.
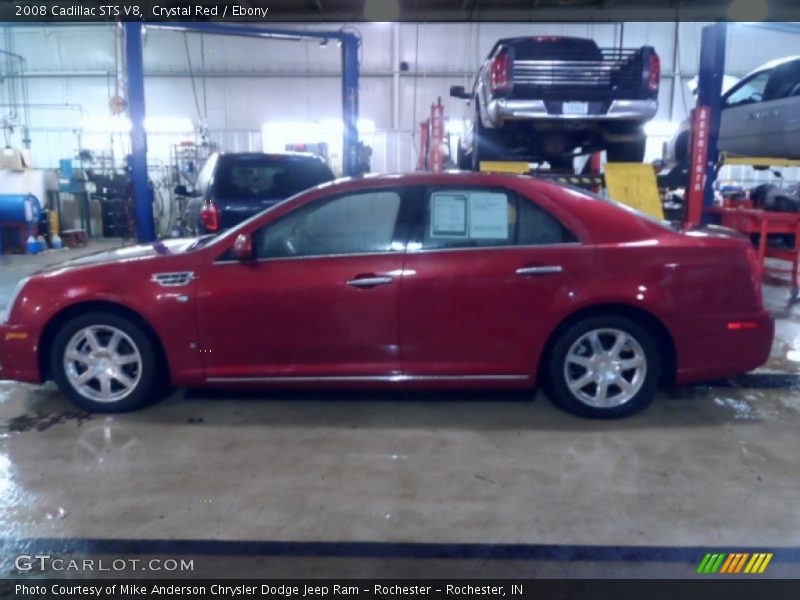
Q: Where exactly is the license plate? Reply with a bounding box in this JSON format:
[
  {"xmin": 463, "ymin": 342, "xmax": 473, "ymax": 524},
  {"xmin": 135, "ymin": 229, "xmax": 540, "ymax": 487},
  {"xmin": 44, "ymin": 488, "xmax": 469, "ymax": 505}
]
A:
[{"xmin": 563, "ymin": 101, "xmax": 589, "ymax": 115}]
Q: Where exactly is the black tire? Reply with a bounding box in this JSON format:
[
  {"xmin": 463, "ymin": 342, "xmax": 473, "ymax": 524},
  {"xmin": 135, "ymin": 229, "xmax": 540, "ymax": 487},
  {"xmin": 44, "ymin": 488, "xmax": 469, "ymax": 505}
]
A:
[
  {"xmin": 456, "ymin": 142, "xmax": 470, "ymax": 170},
  {"xmin": 606, "ymin": 134, "xmax": 647, "ymax": 163},
  {"xmin": 50, "ymin": 311, "xmax": 163, "ymax": 413},
  {"xmin": 544, "ymin": 315, "xmax": 660, "ymax": 419},
  {"xmin": 471, "ymin": 108, "xmax": 497, "ymax": 171},
  {"xmin": 547, "ymin": 156, "xmax": 574, "ymax": 172}
]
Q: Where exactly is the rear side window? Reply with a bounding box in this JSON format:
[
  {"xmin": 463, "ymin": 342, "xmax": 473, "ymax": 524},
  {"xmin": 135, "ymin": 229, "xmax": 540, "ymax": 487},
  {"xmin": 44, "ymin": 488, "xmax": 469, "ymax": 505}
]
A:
[
  {"xmin": 214, "ymin": 156, "xmax": 334, "ymax": 200},
  {"xmin": 416, "ymin": 187, "xmax": 576, "ymax": 250}
]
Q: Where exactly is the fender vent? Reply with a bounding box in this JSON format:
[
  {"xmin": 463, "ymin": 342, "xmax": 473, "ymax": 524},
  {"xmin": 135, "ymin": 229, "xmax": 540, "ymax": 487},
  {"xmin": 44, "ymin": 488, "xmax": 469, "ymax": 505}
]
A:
[{"xmin": 151, "ymin": 272, "xmax": 194, "ymax": 287}]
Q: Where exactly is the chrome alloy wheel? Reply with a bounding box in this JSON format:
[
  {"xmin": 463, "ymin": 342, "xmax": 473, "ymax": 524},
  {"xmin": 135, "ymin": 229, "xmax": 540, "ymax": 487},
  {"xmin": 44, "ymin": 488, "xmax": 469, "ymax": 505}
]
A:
[
  {"xmin": 563, "ymin": 328, "xmax": 647, "ymax": 408},
  {"xmin": 63, "ymin": 325, "xmax": 143, "ymax": 403}
]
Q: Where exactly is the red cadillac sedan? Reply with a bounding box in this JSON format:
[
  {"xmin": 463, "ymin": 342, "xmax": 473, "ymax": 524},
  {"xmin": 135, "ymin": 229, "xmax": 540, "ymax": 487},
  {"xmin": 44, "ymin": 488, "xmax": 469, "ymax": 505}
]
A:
[{"xmin": 0, "ymin": 173, "xmax": 773, "ymax": 418}]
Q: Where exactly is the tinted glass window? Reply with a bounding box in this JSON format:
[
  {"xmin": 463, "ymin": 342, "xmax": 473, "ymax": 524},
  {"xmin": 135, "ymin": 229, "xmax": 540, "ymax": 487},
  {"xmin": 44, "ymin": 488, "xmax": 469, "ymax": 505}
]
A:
[
  {"xmin": 255, "ymin": 190, "xmax": 402, "ymax": 259},
  {"xmin": 214, "ymin": 156, "xmax": 334, "ymax": 200},
  {"xmin": 510, "ymin": 37, "xmax": 601, "ymax": 61},
  {"xmin": 417, "ymin": 188, "xmax": 576, "ymax": 250},
  {"xmin": 195, "ymin": 153, "xmax": 218, "ymax": 198},
  {"xmin": 765, "ymin": 60, "xmax": 800, "ymax": 100},
  {"xmin": 724, "ymin": 71, "xmax": 772, "ymax": 107}
]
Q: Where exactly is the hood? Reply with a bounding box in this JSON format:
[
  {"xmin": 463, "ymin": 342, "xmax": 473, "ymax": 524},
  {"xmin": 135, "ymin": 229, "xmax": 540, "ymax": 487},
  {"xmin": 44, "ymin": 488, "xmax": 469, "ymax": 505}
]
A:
[{"xmin": 37, "ymin": 238, "xmax": 196, "ymax": 275}]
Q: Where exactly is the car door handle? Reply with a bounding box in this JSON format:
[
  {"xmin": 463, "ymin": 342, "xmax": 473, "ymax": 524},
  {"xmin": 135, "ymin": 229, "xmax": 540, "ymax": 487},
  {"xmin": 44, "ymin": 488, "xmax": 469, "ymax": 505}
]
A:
[
  {"xmin": 346, "ymin": 275, "xmax": 394, "ymax": 289},
  {"xmin": 516, "ymin": 265, "xmax": 563, "ymax": 276}
]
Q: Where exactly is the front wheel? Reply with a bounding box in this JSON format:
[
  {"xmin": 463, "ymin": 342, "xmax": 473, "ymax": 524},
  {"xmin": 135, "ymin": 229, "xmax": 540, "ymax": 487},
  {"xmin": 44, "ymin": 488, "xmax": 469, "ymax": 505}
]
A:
[
  {"xmin": 50, "ymin": 311, "xmax": 162, "ymax": 413},
  {"xmin": 545, "ymin": 316, "xmax": 660, "ymax": 418}
]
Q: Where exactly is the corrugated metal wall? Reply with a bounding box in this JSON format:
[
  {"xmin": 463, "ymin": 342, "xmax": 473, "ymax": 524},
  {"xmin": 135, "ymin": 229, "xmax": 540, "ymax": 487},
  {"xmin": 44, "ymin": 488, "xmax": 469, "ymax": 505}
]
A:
[{"xmin": 3, "ymin": 22, "xmax": 800, "ymax": 174}]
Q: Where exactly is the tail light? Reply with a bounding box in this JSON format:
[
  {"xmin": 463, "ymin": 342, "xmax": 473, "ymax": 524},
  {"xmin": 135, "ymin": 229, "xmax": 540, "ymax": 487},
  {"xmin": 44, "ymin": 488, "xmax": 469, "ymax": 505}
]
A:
[
  {"xmin": 648, "ymin": 52, "xmax": 661, "ymax": 93},
  {"xmin": 491, "ymin": 54, "xmax": 510, "ymax": 93},
  {"xmin": 200, "ymin": 201, "xmax": 219, "ymax": 232}
]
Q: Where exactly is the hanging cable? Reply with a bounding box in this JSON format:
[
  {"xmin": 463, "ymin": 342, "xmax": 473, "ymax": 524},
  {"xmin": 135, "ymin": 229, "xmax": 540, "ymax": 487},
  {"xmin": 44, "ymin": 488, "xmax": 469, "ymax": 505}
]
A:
[{"xmin": 183, "ymin": 33, "xmax": 204, "ymax": 124}]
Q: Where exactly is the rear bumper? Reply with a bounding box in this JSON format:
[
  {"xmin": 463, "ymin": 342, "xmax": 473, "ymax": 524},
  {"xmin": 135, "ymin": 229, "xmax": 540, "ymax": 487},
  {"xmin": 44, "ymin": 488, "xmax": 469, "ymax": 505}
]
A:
[
  {"xmin": 0, "ymin": 323, "xmax": 43, "ymax": 384},
  {"xmin": 673, "ymin": 310, "xmax": 775, "ymax": 385},
  {"xmin": 486, "ymin": 98, "xmax": 657, "ymax": 127}
]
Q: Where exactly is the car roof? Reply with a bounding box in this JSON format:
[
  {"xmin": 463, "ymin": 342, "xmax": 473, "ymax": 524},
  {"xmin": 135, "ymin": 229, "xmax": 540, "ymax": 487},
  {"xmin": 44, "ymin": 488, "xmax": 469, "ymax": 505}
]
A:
[
  {"xmin": 216, "ymin": 151, "xmax": 324, "ymax": 161},
  {"xmin": 743, "ymin": 55, "xmax": 800, "ymax": 77}
]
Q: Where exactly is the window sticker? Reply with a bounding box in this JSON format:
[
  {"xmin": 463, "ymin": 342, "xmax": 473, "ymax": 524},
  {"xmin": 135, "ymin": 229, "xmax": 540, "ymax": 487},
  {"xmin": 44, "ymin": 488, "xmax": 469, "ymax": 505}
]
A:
[
  {"xmin": 431, "ymin": 193, "xmax": 468, "ymax": 238},
  {"xmin": 469, "ymin": 192, "xmax": 509, "ymax": 239}
]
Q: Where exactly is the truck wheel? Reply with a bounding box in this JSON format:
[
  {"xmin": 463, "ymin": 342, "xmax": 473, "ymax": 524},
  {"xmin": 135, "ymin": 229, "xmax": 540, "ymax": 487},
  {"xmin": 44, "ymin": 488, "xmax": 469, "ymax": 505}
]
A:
[
  {"xmin": 606, "ymin": 134, "xmax": 647, "ymax": 163},
  {"xmin": 544, "ymin": 315, "xmax": 660, "ymax": 419},
  {"xmin": 456, "ymin": 143, "xmax": 470, "ymax": 170},
  {"xmin": 50, "ymin": 311, "xmax": 162, "ymax": 413},
  {"xmin": 471, "ymin": 109, "xmax": 497, "ymax": 171}
]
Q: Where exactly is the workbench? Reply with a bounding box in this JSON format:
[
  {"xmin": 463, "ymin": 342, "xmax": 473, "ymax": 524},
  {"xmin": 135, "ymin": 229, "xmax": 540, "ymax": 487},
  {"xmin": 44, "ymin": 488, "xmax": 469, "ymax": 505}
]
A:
[{"xmin": 708, "ymin": 205, "xmax": 800, "ymax": 300}]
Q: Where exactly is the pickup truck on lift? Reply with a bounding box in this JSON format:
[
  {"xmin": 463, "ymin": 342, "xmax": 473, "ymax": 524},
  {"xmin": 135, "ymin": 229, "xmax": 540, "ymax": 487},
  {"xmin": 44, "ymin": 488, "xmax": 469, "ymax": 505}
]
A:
[{"xmin": 450, "ymin": 36, "xmax": 661, "ymax": 170}]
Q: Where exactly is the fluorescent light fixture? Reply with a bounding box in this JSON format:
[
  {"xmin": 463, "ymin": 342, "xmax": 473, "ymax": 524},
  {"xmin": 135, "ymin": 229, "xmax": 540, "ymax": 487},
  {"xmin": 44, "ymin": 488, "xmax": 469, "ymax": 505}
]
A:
[
  {"xmin": 364, "ymin": 0, "xmax": 399, "ymax": 21},
  {"xmin": 445, "ymin": 119, "xmax": 465, "ymax": 136},
  {"xmin": 644, "ymin": 120, "xmax": 680, "ymax": 138},
  {"xmin": 146, "ymin": 116, "xmax": 195, "ymax": 133},
  {"xmin": 264, "ymin": 119, "xmax": 376, "ymax": 138},
  {"xmin": 81, "ymin": 115, "xmax": 195, "ymax": 133}
]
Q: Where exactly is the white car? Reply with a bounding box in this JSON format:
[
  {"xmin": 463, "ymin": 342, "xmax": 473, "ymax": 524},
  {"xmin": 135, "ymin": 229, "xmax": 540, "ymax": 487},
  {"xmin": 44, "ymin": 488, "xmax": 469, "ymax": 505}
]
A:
[{"xmin": 666, "ymin": 56, "xmax": 800, "ymax": 162}]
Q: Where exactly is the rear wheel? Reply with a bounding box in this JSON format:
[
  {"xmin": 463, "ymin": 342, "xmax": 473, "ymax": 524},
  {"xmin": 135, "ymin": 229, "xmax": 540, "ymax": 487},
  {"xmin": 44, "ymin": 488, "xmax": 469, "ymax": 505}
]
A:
[
  {"xmin": 50, "ymin": 311, "xmax": 162, "ymax": 413},
  {"xmin": 606, "ymin": 133, "xmax": 647, "ymax": 163},
  {"xmin": 471, "ymin": 108, "xmax": 498, "ymax": 171},
  {"xmin": 545, "ymin": 316, "xmax": 660, "ymax": 418}
]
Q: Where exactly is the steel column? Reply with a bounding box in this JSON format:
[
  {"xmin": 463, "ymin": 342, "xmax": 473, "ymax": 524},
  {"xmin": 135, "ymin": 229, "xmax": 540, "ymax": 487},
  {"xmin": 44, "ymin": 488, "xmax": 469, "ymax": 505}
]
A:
[
  {"xmin": 685, "ymin": 22, "xmax": 727, "ymax": 225},
  {"xmin": 341, "ymin": 32, "xmax": 361, "ymax": 177},
  {"xmin": 125, "ymin": 22, "xmax": 155, "ymax": 243}
]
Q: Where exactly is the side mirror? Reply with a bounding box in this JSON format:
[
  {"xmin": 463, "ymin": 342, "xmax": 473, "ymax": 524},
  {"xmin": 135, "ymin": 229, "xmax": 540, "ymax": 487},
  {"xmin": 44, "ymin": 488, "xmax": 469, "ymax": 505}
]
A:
[
  {"xmin": 174, "ymin": 185, "xmax": 191, "ymax": 197},
  {"xmin": 231, "ymin": 233, "xmax": 253, "ymax": 261},
  {"xmin": 450, "ymin": 85, "xmax": 469, "ymax": 99}
]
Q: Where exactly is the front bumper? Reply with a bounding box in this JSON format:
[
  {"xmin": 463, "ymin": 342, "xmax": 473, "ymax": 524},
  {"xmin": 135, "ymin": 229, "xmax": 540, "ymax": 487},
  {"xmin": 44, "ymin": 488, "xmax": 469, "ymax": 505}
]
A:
[
  {"xmin": 673, "ymin": 310, "xmax": 775, "ymax": 385},
  {"xmin": 486, "ymin": 98, "xmax": 658, "ymax": 127},
  {"xmin": 0, "ymin": 323, "xmax": 43, "ymax": 384}
]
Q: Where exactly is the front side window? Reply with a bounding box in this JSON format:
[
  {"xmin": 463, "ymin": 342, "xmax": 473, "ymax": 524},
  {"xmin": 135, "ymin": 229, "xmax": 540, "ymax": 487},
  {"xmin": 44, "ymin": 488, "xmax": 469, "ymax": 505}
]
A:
[
  {"xmin": 416, "ymin": 187, "xmax": 576, "ymax": 251},
  {"xmin": 724, "ymin": 71, "xmax": 772, "ymax": 107},
  {"xmin": 254, "ymin": 190, "xmax": 402, "ymax": 259}
]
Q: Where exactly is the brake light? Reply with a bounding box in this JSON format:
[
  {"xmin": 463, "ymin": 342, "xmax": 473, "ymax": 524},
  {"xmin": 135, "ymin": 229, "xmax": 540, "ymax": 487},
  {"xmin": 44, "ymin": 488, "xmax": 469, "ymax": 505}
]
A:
[
  {"xmin": 648, "ymin": 52, "xmax": 661, "ymax": 93},
  {"xmin": 200, "ymin": 201, "xmax": 219, "ymax": 232},
  {"xmin": 727, "ymin": 321, "xmax": 758, "ymax": 331},
  {"xmin": 533, "ymin": 36, "xmax": 562, "ymax": 42},
  {"xmin": 491, "ymin": 54, "xmax": 510, "ymax": 92}
]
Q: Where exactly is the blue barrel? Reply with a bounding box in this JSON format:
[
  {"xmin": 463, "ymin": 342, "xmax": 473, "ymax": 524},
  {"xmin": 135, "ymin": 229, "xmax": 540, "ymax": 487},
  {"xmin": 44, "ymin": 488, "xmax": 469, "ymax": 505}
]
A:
[{"xmin": 0, "ymin": 194, "xmax": 41, "ymax": 226}]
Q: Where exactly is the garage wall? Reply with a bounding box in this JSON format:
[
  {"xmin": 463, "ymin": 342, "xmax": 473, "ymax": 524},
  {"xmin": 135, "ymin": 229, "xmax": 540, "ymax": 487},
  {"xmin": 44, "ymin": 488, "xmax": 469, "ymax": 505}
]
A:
[{"xmin": 3, "ymin": 22, "xmax": 800, "ymax": 173}]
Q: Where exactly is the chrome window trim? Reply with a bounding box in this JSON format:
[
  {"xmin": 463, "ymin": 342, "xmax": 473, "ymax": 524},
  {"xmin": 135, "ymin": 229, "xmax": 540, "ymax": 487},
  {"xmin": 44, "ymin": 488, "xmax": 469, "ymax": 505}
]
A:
[
  {"xmin": 212, "ymin": 242, "xmax": 584, "ymax": 265},
  {"xmin": 206, "ymin": 374, "xmax": 529, "ymax": 383}
]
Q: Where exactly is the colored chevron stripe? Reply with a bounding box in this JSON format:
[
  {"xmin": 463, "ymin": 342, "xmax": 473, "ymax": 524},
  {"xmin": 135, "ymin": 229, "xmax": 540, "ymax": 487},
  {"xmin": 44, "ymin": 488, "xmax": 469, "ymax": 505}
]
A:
[{"xmin": 699, "ymin": 552, "xmax": 774, "ymax": 574}]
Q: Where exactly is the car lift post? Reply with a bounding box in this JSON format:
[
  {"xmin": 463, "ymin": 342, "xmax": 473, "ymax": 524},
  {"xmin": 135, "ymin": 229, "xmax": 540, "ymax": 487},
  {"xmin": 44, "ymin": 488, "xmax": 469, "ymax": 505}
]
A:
[
  {"xmin": 685, "ymin": 22, "xmax": 727, "ymax": 226},
  {"xmin": 124, "ymin": 22, "xmax": 155, "ymax": 244},
  {"xmin": 125, "ymin": 23, "xmax": 362, "ymax": 243}
]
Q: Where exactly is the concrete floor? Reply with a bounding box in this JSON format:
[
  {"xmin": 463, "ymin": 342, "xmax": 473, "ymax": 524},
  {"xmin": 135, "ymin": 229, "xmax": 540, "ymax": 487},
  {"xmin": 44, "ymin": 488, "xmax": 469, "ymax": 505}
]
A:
[{"xmin": 1, "ymin": 243, "xmax": 799, "ymax": 578}]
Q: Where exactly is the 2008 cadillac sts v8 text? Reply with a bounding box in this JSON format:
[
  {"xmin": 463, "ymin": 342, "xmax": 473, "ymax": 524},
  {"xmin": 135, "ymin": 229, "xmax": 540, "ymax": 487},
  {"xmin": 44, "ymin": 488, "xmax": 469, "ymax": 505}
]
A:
[{"xmin": 0, "ymin": 173, "xmax": 773, "ymax": 418}]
